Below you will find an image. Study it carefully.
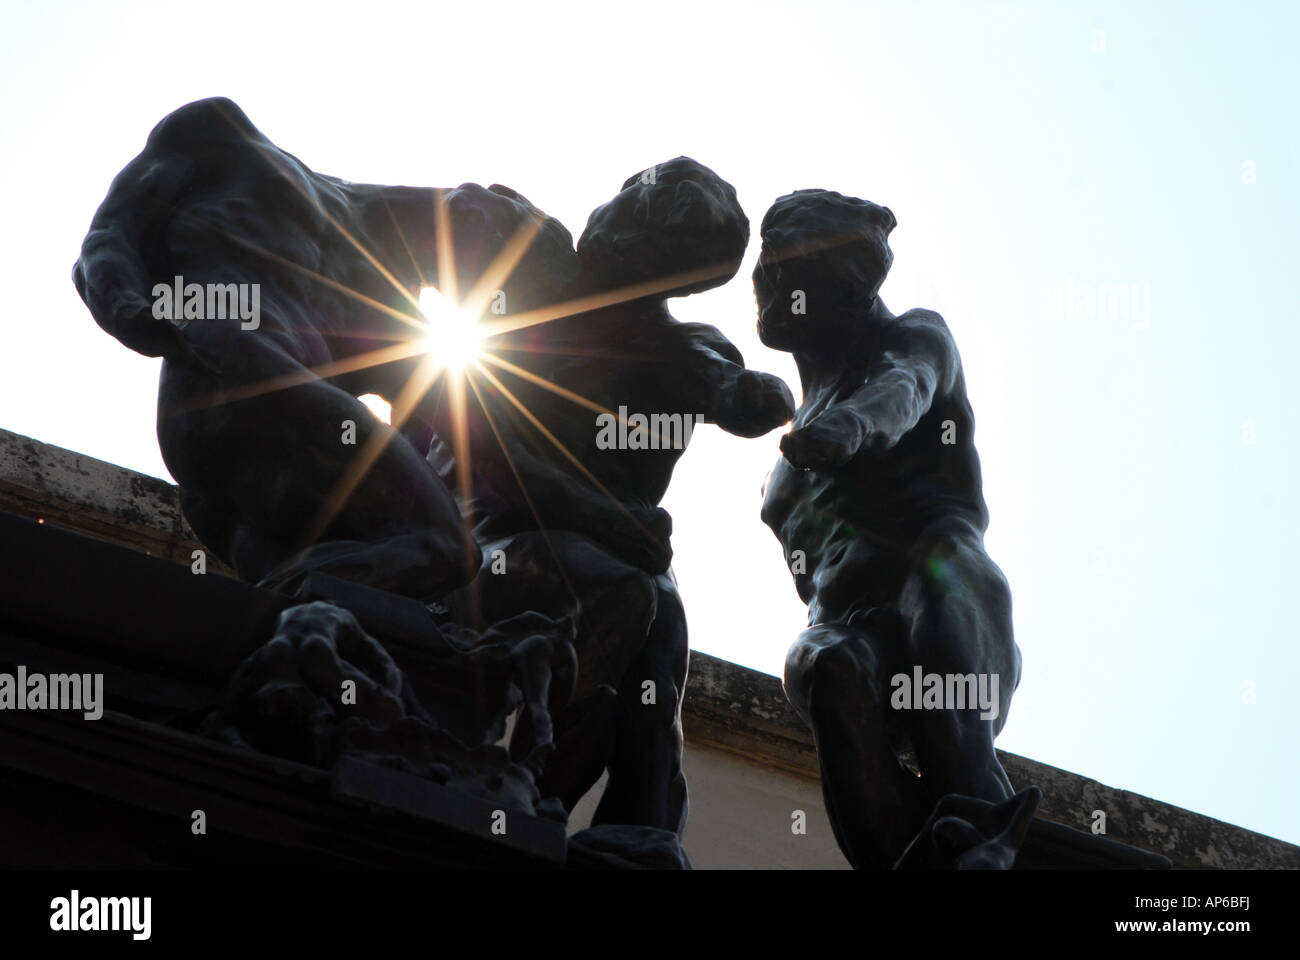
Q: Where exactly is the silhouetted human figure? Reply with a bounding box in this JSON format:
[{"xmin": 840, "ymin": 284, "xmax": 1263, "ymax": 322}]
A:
[
  {"xmin": 426, "ymin": 162, "xmax": 794, "ymax": 833},
  {"xmin": 73, "ymin": 97, "xmax": 481, "ymax": 599},
  {"xmin": 74, "ymin": 98, "xmax": 793, "ymax": 840},
  {"xmin": 754, "ymin": 189, "xmax": 1031, "ymax": 868}
]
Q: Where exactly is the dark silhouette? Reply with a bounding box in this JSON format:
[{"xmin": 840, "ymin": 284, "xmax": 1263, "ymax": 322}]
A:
[
  {"xmin": 73, "ymin": 99, "xmax": 792, "ymax": 841},
  {"xmin": 73, "ymin": 97, "xmax": 481, "ymax": 600},
  {"xmin": 427, "ymin": 161, "xmax": 793, "ymax": 833},
  {"xmin": 754, "ymin": 189, "xmax": 1030, "ymax": 868}
]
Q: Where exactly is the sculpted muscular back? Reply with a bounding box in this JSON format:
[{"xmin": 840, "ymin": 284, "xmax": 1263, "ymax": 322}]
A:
[{"xmin": 74, "ymin": 97, "xmax": 480, "ymax": 597}]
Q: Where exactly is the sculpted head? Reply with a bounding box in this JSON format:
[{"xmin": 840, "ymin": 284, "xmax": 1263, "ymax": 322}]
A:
[
  {"xmin": 577, "ymin": 157, "xmax": 749, "ymax": 299},
  {"xmin": 754, "ymin": 189, "xmax": 896, "ymax": 353},
  {"xmin": 440, "ymin": 183, "xmax": 580, "ymax": 312}
]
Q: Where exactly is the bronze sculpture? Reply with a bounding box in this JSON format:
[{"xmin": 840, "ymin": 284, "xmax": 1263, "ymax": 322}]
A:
[
  {"xmin": 72, "ymin": 98, "xmax": 792, "ymax": 847},
  {"xmin": 754, "ymin": 189, "xmax": 1035, "ymax": 868}
]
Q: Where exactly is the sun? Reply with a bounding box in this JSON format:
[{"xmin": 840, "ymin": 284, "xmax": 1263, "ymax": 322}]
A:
[{"xmin": 418, "ymin": 286, "xmax": 483, "ymax": 372}]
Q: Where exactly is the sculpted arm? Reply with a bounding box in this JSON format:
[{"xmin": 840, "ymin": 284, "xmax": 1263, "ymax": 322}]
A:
[
  {"xmin": 671, "ymin": 323, "xmax": 795, "ymax": 439},
  {"xmin": 782, "ymin": 311, "xmax": 958, "ymax": 470}
]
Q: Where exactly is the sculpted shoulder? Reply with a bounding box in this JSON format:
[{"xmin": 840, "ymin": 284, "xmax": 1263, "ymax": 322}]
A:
[{"xmin": 880, "ymin": 307, "xmax": 961, "ymax": 398}]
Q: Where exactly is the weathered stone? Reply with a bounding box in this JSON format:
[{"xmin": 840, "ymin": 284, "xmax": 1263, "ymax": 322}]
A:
[{"xmin": 4, "ymin": 443, "xmax": 1297, "ymax": 868}]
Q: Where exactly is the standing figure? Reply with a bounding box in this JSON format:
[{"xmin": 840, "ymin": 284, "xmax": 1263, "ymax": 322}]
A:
[
  {"xmin": 426, "ymin": 160, "xmax": 794, "ymax": 834},
  {"xmin": 754, "ymin": 189, "xmax": 1033, "ymax": 868}
]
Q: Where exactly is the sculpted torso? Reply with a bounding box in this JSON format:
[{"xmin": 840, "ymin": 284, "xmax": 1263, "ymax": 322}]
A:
[{"xmin": 761, "ymin": 308, "xmax": 988, "ymax": 622}]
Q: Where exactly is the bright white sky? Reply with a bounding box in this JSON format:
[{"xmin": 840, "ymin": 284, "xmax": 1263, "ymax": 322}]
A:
[{"xmin": 2, "ymin": 0, "xmax": 1296, "ymax": 846}]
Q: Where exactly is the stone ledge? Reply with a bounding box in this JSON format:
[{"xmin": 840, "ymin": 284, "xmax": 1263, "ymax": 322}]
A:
[
  {"xmin": 0, "ymin": 708, "xmax": 558, "ymax": 868},
  {"xmin": 3, "ymin": 425, "xmax": 1296, "ymax": 869},
  {"xmin": 685, "ymin": 643, "xmax": 1299, "ymax": 870},
  {"xmin": 0, "ymin": 428, "xmax": 233, "ymax": 574}
]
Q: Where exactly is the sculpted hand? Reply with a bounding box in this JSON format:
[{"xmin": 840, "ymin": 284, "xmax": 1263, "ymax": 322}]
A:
[
  {"xmin": 780, "ymin": 408, "xmax": 868, "ymax": 471},
  {"xmin": 719, "ymin": 369, "xmax": 796, "ymax": 438}
]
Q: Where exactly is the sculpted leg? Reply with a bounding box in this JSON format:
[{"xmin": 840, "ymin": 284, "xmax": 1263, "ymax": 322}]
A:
[
  {"xmin": 464, "ymin": 531, "xmax": 659, "ymax": 697},
  {"xmin": 592, "ymin": 575, "xmax": 689, "ymax": 834},
  {"xmin": 785, "ymin": 623, "xmax": 926, "ymax": 868},
  {"xmin": 897, "ymin": 534, "xmax": 1020, "ymax": 807},
  {"xmin": 456, "ymin": 530, "xmax": 663, "ymax": 818},
  {"xmin": 157, "ymin": 325, "xmax": 478, "ymax": 600}
]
